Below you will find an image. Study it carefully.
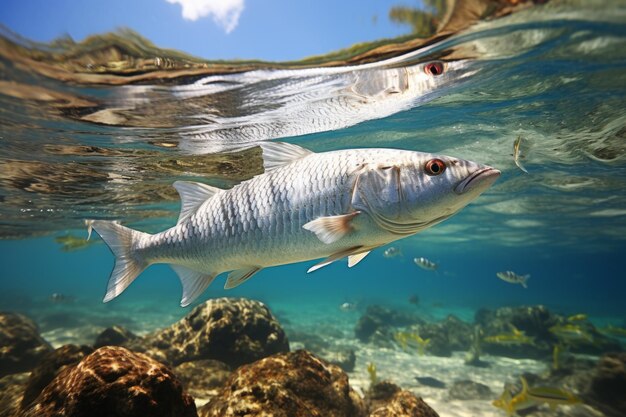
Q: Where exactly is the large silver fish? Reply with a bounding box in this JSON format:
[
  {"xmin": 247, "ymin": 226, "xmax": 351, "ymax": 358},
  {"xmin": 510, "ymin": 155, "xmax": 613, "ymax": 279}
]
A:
[{"xmin": 90, "ymin": 142, "xmax": 500, "ymax": 306}]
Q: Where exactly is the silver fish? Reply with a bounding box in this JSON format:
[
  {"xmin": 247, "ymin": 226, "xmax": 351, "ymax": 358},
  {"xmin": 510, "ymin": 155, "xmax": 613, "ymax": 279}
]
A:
[
  {"xmin": 383, "ymin": 246, "xmax": 403, "ymax": 258},
  {"xmin": 496, "ymin": 271, "xmax": 530, "ymax": 288},
  {"xmin": 414, "ymin": 257, "xmax": 438, "ymax": 271},
  {"xmin": 90, "ymin": 142, "xmax": 499, "ymax": 306},
  {"xmin": 339, "ymin": 302, "xmax": 356, "ymax": 312}
]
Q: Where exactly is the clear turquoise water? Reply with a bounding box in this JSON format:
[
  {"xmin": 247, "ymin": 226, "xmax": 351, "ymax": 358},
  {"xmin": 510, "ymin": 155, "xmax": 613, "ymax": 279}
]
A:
[{"xmin": 1, "ymin": 2, "xmax": 625, "ymax": 414}]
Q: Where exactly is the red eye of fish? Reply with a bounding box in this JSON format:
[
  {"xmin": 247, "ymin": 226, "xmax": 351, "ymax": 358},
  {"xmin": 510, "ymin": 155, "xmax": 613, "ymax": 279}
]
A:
[
  {"xmin": 425, "ymin": 159, "xmax": 446, "ymax": 176},
  {"xmin": 424, "ymin": 62, "xmax": 444, "ymax": 76}
]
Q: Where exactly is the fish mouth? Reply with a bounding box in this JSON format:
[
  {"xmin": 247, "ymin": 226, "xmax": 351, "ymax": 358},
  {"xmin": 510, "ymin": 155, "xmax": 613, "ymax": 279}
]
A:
[{"xmin": 455, "ymin": 167, "xmax": 501, "ymax": 195}]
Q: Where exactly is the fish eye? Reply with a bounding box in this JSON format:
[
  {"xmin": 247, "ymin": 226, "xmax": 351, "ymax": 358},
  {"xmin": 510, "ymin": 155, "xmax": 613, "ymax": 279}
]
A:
[
  {"xmin": 424, "ymin": 62, "xmax": 444, "ymax": 76},
  {"xmin": 425, "ymin": 159, "xmax": 446, "ymax": 176}
]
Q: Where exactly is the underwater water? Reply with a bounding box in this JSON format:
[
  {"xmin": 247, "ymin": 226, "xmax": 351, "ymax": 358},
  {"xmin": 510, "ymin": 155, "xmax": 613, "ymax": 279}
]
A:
[{"xmin": 1, "ymin": 1, "xmax": 626, "ymax": 416}]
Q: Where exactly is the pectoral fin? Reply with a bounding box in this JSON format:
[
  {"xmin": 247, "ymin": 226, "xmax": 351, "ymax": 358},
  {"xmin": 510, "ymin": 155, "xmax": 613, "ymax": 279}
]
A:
[
  {"xmin": 224, "ymin": 267, "xmax": 262, "ymax": 289},
  {"xmin": 303, "ymin": 212, "xmax": 360, "ymax": 244}
]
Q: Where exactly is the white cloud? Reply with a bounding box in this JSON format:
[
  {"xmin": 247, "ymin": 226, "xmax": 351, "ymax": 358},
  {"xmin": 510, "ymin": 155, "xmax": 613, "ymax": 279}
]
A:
[{"xmin": 167, "ymin": 0, "xmax": 245, "ymax": 33}]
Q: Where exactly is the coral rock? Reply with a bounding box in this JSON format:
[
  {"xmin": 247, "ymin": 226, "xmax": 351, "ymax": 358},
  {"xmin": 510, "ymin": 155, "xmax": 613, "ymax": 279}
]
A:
[
  {"xmin": 0, "ymin": 312, "xmax": 52, "ymax": 377},
  {"xmin": 21, "ymin": 344, "xmax": 94, "ymax": 409},
  {"xmin": 199, "ymin": 349, "xmax": 366, "ymax": 417},
  {"xmin": 0, "ymin": 372, "xmax": 29, "ymax": 417},
  {"xmin": 130, "ymin": 298, "xmax": 289, "ymax": 368},
  {"xmin": 355, "ymin": 305, "xmax": 421, "ymax": 344},
  {"xmin": 585, "ymin": 352, "xmax": 626, "ymax": 417},
  {"xmin": 22, "ymin": 346, "xmax": 197, "ymax": 417},
  {"xmin": 366, "ymin": 381, "xmax": 439, "ymax": 417},
  {"xmin": 94, "ymin": 325, "xmax": 138, "ymax": 348}
]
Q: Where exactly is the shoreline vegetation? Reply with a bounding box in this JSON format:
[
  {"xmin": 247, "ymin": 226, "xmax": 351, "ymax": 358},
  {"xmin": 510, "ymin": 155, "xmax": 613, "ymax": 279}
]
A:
[{"xmin": 0, "ymin": 0, "xmax": 544, "ymax": 85}]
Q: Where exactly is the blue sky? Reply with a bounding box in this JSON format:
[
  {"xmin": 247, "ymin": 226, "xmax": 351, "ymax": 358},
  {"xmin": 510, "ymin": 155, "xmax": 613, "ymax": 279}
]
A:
[{"xmin": 0, "ymin": 0, "xmax": 414, "ymax": 61}]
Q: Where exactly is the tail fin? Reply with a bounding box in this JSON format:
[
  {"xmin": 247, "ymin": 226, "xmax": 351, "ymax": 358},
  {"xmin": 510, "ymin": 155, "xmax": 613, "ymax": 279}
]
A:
[
  {"xmin": 89, "ymin": 220, "xmax": 150, "ymax": 302},
  {"xmin": 522, "ymin": 274, "xmax": 530, "ymax": 288}
]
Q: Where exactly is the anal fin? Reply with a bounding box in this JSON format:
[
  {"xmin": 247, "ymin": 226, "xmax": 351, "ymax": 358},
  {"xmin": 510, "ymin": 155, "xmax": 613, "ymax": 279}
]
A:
[
  {"xmin": 348, "ymin": 250, "xmax": 371, "ymax": 267},
  {"xmin": 224, "ymin": 267, "xmax": 262, "ymax": 289},
  {"xmin": 307, "ymin": 246, "xmax": 363, "ymax": 273},
  {"xmin": 171, "ymin": 265, "xmax": 217, "ymax": 307},
  {"xmin": 303, "ymin": 212, "xmax": 360, "ymax": 244}
]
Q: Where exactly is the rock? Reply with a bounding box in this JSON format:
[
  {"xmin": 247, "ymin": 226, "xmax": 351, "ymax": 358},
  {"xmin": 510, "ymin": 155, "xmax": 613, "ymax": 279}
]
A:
[
  {"xmin": 22, "ymin": 346, "xmax": 197, "ymax": 417},
  {"xmin": 448, "ymin": 379, "xmax": 493, "ymax": 400},
  {"xmin": 584, "ymin": 352, "xmax": 626, "ymax": 417},
  {"xmin": 94, "ymin": 325, "xmax": 138, "ymax": 348},
  {"xmin": 173, "ymin": 360, "xmax": 231, "ymax": 403},
  {"xmin": 0, "ymin": 372, "xmax": 29, "ymax": 417},
  {"xmin": 403, "ymin": 315, "xmax": 472, "ymax": 357},
  {"xmin": 287, "ymin": 331, "xmax": 356, "ymax": 372},
  {"xmin": 475, "ymin": 305, "xmax": 558, "ymax": 358},
  {"xmin": 0, "ymin": 312, "xmax": 53, "ymax": 377},
  {"xmin": 477, "ymin": 306, "xmax": 621, "ymax": 358},
  {"xmin": 129, "ymin": 298, "xmax": 288, "ymax": 368},
  {"xmin": 355, "ymin": 305, "xmax": 421, "ymax": 343},
  {"xmin": 21, "ymin": 344, "xmax": 94, "ymax": 409},
  {"xmin": 199, "ymin": 350, "xmax": 366, "ymax": 417},
  {"xmin": 366, "ymin": 381, "xmax": 439, "ymax": 417}
]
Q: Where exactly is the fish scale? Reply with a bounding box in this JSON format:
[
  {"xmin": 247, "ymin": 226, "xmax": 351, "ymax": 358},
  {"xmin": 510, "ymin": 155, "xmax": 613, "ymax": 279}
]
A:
[{"xmin": 90, "ymin": 142, "xmax": 499, "ymax": 306}]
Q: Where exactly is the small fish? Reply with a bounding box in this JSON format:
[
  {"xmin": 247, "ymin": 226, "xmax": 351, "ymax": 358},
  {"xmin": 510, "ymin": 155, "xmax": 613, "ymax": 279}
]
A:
[
  {"xmin": 367, "ymin": 362, "xmax": 378, "ymax": 385},
  {"xmin": 513, "ymin": 135, "xmax": 529, "ymax": 173},
  {"xmin": 496, "ymin": 271, "xmax": 530, "ymax": 288},
  {"xmin": 89, "ymin": 142, "xmax": 499, "ymax": 306},
  {"xmin": 549, "ymin": 324, "xmax": 593, "ymax": 344},
  {"xmin": 408, "ymin": 294, "xmax": 419, "ymax": 305},
  {"xmin": 339, "ymin": 302, "xmax": 356, "ymax": 312},
  {"xmin": 383, "ymin": 246, "xmax": 403, "ymax": 258},
  {"xmin": 492, "ymin": 382, "xmax": 539, "ymax": 416},
  {"xmin": 415, "ymin": 376, "xmax": 446, "ymax": 389},
  {"xmin": 566, "ymin": 313, "xmax": 587, "ymax": 322},
  {"xmin": 484, "ymin": 325, "xmax": 534, "ymax": 346},
  {"xmin": 524, "ymin": 377, "xmax": 582, "ymax": 410},
  {"xmin": 552, "ymin": 344, "xmax": 562, "ymax": 370},
  {"xmin": 395, "ymin": 331, "xmax": 431, "ymax": 355},
  {"xmin": 414, "ymin": 257, "xmax": 438, "ymax": 271},
  {"xmin": 598, "ymin": 325, "xmax": 626, "ymax": 338},
  {"xmin": 55, "ymin": 233, "xmax": 96, "ymax": 252},
  {"xmin": 49, "ymin": 293, "xmax": 75, "ymax": 303}
]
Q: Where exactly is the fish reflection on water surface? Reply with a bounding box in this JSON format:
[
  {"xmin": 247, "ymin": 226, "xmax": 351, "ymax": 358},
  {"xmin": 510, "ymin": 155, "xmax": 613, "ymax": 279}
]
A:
[
  {"xmin": 90, "ymin": 58, "xmax": 474, "ymax": 153},
  {"xmin": 90, "ymin": 142, "xmax": 499, "ymax": 306}
]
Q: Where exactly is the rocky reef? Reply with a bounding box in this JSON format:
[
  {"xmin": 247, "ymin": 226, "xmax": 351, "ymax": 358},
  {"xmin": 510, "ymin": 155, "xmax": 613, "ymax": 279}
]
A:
[
  {"xmin": 0, "ymin": 313, "xmax": 53, "ymax": 377},
  {"xmin": 1, "ymin": 299, "xmax": 624, "ymax": 417},
  {"xmin": 20, "ymin": 344, "xmax": 94, "ymax": 409},
  {"xmin": 21, "ymin": 346, "xmax": 197, "ymax": 417},
  {"xmin": 127, "ymin": 298, "xmax": 289, "ymax": 367},
  {"xmin": 366, "ymin": 381, "xmax": 439, "ymax": 417},
  {"xmin": 199, "ymin": 350, "xmax": 366, "ymax": 417}
]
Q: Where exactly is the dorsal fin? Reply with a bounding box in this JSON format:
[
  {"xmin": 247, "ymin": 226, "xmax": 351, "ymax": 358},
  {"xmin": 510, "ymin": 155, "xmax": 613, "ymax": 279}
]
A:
[
  {"xmin": 173, "ymin": 181, "xmax": 223, "ymax": 224},
  {"xmin": 259, "ymin": 142, "xmax": 313, "ymax": 172}
]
